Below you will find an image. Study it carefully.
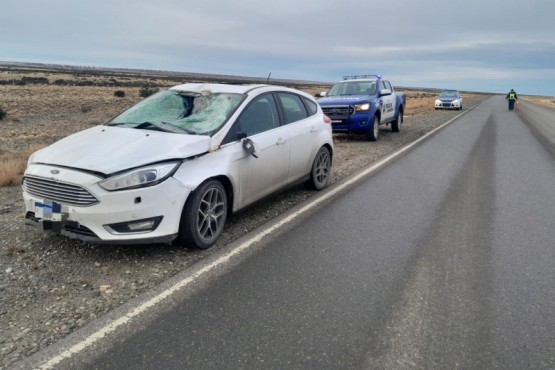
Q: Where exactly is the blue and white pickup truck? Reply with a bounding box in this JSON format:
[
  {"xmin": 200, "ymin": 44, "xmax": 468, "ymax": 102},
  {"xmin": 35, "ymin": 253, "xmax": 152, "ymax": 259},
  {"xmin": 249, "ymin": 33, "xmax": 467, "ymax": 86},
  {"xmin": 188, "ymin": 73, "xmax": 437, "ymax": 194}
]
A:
[{"xmin": 318, "ymin": 75, "xmax": 406, "ymax": 141}]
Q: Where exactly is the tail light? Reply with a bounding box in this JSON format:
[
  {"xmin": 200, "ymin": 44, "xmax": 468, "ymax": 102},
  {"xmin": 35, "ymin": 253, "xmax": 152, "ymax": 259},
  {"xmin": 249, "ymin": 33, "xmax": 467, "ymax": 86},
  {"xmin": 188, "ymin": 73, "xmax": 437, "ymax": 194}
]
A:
[{"xmin": 323, "ymin": 115, "xmax": 332, "ymax": 124}]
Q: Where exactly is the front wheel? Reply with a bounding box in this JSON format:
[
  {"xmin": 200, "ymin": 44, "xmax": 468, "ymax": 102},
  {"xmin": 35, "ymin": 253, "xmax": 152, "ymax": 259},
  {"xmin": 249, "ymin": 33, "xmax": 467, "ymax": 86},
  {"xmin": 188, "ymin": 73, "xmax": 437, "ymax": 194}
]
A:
[
  {"xmin": 179, "ymin": 180, "xmax": 228, "ymax": 249},
  {"xmin": 306, "ymin": 146, "xmax": 332, "ymax": 190},
  {"xmin": 365, "ymin": 115, "xmax": 380, "ymax": 142}
]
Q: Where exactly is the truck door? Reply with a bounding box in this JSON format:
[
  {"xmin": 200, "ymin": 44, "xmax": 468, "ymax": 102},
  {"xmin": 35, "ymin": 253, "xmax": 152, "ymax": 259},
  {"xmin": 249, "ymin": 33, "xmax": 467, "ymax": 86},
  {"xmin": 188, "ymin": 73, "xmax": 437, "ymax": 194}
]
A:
[{"xmin": 380, "ymin": 80, "xmax": 395, "ymax": 122}]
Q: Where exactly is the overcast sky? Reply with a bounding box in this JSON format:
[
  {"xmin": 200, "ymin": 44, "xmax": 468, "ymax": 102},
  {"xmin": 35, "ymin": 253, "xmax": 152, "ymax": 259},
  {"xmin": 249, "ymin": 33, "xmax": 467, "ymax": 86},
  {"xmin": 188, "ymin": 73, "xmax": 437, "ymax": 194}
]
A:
[{"xmin": 2, "ymin": 0, "xmax": 555, "ymax": 96}]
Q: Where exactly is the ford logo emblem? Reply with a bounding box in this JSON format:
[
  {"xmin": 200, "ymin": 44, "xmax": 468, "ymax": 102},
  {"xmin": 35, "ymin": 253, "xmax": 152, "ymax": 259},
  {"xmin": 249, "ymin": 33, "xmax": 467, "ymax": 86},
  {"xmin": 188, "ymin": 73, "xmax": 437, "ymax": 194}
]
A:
[{"xmin": 50, "ymin": 169, "xmax": 60, "ymax": 175}]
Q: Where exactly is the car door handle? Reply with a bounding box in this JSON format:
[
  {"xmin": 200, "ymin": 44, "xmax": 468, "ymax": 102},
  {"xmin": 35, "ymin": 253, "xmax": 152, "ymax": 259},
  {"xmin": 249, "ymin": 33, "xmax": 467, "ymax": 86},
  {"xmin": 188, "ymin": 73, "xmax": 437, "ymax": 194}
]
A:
[{"xmin": 276, "ymin": 137, "xmax": 286, "ymax": 145}]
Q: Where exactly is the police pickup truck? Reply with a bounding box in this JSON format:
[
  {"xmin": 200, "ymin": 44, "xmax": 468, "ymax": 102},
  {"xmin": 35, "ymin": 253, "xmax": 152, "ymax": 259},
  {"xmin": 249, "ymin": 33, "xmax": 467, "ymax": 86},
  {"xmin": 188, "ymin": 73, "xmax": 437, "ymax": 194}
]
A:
[{"xmin": 318, "ymin": 75, "xmax": 406, "ymax": 141}]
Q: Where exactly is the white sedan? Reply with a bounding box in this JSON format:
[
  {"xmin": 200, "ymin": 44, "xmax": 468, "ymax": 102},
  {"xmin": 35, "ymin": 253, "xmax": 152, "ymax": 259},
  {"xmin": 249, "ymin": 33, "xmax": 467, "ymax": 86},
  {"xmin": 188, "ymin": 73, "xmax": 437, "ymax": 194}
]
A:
[
  {"xmin": 22, "ymin": 83, "xmax": 333, "ymax": 249},
  {"xmin": 434, "ymin": 89, "xmax": 463, "ymax": 110}
]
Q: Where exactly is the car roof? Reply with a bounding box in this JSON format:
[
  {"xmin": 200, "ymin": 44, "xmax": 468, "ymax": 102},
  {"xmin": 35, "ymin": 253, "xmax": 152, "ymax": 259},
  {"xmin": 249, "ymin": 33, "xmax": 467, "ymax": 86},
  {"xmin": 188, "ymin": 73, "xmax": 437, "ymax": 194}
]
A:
[
  {"xmin": 168, "ymin": 83, "xmax": 316, "ymax": 101},
  {"xmin": 170, "ymin": 83, "xmax": 267, "ymax": 94},
  {"xmin": 171, "ymin": 82, "xmax": 315, "ymax": 94}
]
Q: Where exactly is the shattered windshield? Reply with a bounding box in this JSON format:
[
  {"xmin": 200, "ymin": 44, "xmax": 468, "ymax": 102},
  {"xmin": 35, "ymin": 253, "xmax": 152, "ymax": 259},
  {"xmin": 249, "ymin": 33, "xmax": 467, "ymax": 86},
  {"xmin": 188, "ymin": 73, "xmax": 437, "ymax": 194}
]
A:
[
  {"xmin": 108, "ymin": 90, "xmax": 244, "ymax": 135},
  {"xmin": 327, "ymin": 81, "xmax": 377, "ymax": 96}
]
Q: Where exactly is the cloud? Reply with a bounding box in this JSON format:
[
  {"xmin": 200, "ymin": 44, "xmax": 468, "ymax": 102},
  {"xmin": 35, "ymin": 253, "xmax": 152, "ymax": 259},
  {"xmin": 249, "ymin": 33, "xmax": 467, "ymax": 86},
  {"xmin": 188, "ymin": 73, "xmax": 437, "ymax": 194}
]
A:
[{"xmin": 1, "ymin": 0, "xmax": 555, "ymax": 95}]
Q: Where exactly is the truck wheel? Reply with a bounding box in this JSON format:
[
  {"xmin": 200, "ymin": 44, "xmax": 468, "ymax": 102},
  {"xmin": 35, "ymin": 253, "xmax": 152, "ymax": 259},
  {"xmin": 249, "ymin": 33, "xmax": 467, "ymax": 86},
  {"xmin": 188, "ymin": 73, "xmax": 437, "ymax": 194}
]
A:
[
  {"xmin": 365, "ymin": 115, "xmax": 379, "ymax": 142},
  {"xmin": 178, "ymin": 179, "xmax": 228, "ymax": 249},
  {"xmin": 305, "ymin": 146, "xmax": 331, "ymax": 190},
  {"xmin": 391, "ymin": 109, "xmax": 403, "ymax": 132}
]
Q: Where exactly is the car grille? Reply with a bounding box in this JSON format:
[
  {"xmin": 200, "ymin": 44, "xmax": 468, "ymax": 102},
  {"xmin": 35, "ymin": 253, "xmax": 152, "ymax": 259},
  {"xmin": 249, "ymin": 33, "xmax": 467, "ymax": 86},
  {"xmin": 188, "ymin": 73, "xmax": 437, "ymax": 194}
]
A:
[
  {"xmin": 22, "ymin": 176, "xmax": 99, "ymax": 206},
  {"xmin": 322, "ymin": 106, "xmax": 355, "ymax": 118},
  {"xmin": 442, "ymin": 102, "xmax": 452, "ymax": 107}
]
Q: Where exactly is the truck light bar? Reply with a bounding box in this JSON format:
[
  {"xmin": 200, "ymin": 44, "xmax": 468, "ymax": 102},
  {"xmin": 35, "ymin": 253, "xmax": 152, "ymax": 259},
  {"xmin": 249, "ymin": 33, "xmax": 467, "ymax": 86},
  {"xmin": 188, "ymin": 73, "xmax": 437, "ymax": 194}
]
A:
[{"xmin": 342, "ymin": 74, "xmax": 381, "ymax": 80}]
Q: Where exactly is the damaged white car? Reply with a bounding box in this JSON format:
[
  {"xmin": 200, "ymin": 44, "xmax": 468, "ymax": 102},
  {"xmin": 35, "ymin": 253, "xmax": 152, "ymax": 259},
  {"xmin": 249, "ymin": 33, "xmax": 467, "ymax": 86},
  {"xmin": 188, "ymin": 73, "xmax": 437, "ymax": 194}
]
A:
[{"xmin": 22, "ymin": 83, "xmax": 334, "ymax": 249}]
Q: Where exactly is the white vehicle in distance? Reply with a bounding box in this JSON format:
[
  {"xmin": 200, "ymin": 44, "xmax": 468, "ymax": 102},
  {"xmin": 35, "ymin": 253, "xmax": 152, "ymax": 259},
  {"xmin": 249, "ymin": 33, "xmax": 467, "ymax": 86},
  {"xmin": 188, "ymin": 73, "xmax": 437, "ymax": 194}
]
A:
[
  {"xmin": 22, "ymin": 83, "xmax": 334, "ymax": 249},
  {"xmin": 434, "ymin": 89, "xmax": 463, "ymax": 110}
]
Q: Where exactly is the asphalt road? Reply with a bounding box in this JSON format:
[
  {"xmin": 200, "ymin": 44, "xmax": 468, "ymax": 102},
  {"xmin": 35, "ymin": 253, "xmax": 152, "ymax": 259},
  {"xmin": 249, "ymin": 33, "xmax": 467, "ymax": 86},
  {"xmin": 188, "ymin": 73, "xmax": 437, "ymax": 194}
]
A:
[{"xmin": 24, "ymin": 96, "xmax": 555, "ymax": 369}]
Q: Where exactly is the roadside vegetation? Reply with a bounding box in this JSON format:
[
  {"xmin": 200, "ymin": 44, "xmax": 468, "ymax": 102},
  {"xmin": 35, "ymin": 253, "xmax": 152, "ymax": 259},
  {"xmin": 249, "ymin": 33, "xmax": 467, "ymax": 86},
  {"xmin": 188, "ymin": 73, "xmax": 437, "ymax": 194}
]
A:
[{"xmin": 0, "ymin": 146, "xmax": 44, "ymax": 185}]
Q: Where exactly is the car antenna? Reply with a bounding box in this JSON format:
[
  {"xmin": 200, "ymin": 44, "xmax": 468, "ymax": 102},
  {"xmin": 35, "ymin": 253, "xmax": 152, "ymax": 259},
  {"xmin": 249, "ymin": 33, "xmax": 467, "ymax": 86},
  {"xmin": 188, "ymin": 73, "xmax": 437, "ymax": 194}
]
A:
[{"xmin": 266, "ymin": 72, "xmax": 272, "ymax": 84}]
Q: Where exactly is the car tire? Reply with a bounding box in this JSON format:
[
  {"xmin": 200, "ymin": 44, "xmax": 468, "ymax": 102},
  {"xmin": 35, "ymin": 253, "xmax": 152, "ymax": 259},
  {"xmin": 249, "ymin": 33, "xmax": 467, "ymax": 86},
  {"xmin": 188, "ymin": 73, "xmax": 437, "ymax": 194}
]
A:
[
  {"xmin": 305, "ymin": 146, "xmax": 331, "ymax": 190},
  {"xmin": 391, "ymin": 109, "xmax": 403, "ymax": 132},
  {"xmin": 365, "ymin": 115, "xmax": 379, "ymax": 142},
  {"xmin": 179, "ymin": 179, "xmax": 228, "ymax": 249}
]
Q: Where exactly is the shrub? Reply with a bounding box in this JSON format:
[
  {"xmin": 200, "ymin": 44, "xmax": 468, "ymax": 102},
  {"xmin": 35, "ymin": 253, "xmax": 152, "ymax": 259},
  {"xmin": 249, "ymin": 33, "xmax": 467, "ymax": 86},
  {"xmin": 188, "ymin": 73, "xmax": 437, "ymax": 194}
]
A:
[
  {"xmin": 21, "ymin": 76, "xmax": 49, "ymax": 85},
  {"xmin": 139, "ymin": 86, "xmax": 159, "ymax": 98},
  {"xmin": 114, "ymin": 90, "xmax": 126, "ymax": 97},
  {"xmin": 0, "ymin": 106, "xmax": 6, "ymax": 120}
]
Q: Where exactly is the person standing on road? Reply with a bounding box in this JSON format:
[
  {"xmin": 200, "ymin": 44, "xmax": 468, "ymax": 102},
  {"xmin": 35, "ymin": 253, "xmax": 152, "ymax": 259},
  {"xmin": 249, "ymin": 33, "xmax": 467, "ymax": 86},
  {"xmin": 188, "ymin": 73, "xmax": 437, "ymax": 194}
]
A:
[{"xmin": 506, "ymin": 88, "xmax": 518, "ymax": 111}]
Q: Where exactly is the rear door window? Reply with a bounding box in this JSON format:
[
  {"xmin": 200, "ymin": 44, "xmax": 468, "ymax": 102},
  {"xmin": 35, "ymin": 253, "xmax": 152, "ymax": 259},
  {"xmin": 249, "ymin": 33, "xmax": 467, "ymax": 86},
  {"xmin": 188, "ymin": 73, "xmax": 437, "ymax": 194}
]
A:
[{"xmin": 277, "ymin": 93, "xmax": 309, "ymax": 124}]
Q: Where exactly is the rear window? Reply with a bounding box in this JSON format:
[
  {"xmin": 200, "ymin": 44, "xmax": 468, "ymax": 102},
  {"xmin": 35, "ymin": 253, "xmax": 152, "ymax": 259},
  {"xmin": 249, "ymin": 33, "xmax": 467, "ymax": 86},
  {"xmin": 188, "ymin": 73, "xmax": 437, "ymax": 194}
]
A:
[{"xmin": 302, "ymin": 97, "xmax": 318, "ymax": 116}]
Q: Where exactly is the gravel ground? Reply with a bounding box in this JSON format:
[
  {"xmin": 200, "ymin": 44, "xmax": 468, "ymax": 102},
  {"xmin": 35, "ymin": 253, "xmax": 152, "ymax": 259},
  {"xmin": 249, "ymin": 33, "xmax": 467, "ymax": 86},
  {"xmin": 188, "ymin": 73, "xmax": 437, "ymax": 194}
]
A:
[{"xmin": 0, "ymin": 95, "xmax": 487, "ymax": 368}]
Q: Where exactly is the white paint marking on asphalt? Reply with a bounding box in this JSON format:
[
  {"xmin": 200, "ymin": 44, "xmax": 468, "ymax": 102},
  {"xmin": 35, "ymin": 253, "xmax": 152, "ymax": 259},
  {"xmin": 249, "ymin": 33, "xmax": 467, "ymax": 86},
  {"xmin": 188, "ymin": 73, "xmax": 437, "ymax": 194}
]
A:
[{"xmin": 38, "ymin": 109, "xmax": 470, "ymax": 369}]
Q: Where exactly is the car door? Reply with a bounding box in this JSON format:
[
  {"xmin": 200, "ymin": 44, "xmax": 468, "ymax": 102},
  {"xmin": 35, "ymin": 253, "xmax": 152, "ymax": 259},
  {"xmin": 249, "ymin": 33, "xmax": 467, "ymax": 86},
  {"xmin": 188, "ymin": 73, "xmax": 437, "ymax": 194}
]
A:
[
  {"xmin": 275, "ymin": 92, "xmax": 318, "ymax": 184},
  {"xmin": 229, "ymin": 94, "xmax": 291, "ymax": 208}
]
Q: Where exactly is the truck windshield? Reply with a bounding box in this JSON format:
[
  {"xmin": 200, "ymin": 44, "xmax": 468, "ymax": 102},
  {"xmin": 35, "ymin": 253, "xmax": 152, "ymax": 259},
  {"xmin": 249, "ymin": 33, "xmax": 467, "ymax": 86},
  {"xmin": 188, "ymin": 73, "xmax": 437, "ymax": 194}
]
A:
[
  {"xmin": 327, "ymin": 81, "xmax": 377, "ymax": 96},
  {"xmin": 108, "ymin": 90, "xmax": 244, "ymax": 135}
]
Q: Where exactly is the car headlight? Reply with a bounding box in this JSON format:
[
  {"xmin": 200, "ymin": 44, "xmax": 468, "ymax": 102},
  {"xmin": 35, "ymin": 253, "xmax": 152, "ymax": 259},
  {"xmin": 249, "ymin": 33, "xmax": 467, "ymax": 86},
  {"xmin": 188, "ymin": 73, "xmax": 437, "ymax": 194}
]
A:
[
  {"xmin": 435, "ymin": 100, "xmax": 441, "ymax": 105},
  {"xmin": 355, "ymin": 103, "xmax": 370, "ymax": 112},
  {"xmin": 99, "ymin": 161, "xmax": 181, "ymax": 191}
]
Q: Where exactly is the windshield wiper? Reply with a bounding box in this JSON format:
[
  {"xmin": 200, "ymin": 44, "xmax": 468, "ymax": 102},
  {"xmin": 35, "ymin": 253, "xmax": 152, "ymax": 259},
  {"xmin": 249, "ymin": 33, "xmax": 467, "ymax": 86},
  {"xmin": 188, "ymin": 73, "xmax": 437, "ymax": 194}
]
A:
[
  {"xmin": 106, "ymin": 121, "xmax": 198, "ymax": 134},
  {"xmin": 133, "ymin": 121, "xmax": 193, "ymax": 134}
]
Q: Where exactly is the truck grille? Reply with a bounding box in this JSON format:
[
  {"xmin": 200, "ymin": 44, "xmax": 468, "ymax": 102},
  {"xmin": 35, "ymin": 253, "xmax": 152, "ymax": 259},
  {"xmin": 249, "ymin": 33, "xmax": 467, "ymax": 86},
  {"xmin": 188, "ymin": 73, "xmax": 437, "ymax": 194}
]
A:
[
  {"xmin": 322, "ymin": 105, "xmax": 354, "ymax": 118},
  {"xmin": 22, "ymin": 176, "xmax": 99, "ymax": 206}
]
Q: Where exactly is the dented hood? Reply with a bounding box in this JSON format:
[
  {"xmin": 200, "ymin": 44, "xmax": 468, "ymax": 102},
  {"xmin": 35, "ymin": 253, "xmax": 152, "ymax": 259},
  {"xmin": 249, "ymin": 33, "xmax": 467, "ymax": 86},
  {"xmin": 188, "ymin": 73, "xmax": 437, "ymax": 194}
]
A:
[{"xmin": 31, "ymin": 125, "xmax": 212, "ymax": 174}]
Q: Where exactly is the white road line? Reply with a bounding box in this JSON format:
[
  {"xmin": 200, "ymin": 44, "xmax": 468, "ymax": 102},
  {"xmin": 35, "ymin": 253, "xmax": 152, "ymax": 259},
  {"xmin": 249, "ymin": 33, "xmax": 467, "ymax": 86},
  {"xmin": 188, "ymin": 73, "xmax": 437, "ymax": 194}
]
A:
[{"xmin": 37, "ymin": 109, "xmax": 470, "ymax": 369}]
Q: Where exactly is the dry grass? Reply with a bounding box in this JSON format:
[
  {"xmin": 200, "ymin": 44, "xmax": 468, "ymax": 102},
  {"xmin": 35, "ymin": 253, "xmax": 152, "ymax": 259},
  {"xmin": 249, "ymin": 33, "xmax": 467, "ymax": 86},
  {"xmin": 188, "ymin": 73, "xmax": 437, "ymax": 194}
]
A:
[
  {"xmin": 0, "ymin": 144, "xmax": 46, "ymax": 186},
  {"xmin": 520, "ymin": 96, "xmax": 555, "ymax": 109},
  {"xmin": 405, "ymin": 96, "xmax": 436, "ymax": 115}
]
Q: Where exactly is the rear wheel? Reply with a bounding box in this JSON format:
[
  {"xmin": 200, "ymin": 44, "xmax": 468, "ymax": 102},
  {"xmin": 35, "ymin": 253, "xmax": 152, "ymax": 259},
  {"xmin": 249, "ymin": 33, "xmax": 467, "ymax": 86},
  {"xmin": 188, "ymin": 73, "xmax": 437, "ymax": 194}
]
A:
[
  {"xmin": 391, "ymin": 109, "xmax": 403, "ymax": 132},
  {"xmin": 306, "ymin": 146, "xmax": 331, "ymax": 190},
  {"xmin": 365, "ymin": 115, "xmax": 380, "ymax": 141},
  {"xmin": 179, "ymin": 180, "xmax": 227, "ymax": 249}
]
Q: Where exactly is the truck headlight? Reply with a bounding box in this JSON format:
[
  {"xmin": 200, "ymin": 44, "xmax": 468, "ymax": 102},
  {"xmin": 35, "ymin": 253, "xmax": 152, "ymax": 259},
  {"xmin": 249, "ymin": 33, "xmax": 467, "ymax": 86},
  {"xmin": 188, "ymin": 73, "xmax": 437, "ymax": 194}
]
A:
[
  {"xmin": 354, "ymin": 103, "xmax": 370, "ymax": 112},
  {"xmin": 99, "ymin": 161, "xmax": 181, "ymax": 191}
]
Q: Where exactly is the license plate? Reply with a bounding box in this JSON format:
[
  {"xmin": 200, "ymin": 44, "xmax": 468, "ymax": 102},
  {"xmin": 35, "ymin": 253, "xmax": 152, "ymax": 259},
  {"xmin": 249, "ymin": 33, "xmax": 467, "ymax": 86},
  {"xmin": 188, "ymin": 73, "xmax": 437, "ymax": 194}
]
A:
[{"xmin": 35, "ymin": 200, "xmax": 62, "ymax": 221}]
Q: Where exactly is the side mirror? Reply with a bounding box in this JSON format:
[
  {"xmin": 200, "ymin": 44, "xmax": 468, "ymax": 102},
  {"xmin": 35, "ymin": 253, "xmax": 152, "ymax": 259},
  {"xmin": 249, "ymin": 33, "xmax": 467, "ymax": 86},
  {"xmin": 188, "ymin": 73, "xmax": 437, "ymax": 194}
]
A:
[
  {"xmin": 242, "ymin": 138, "xmax": 258, "ymax": 158},
  {"xmin": 379, "ymin": 88, "xmax": 392, "ymax": 96}
]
